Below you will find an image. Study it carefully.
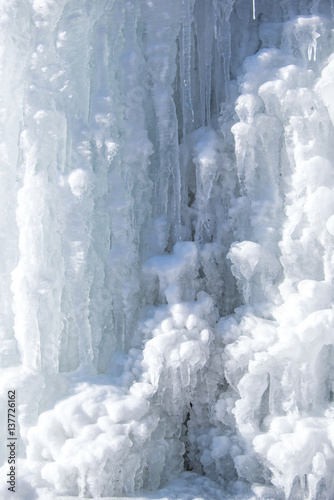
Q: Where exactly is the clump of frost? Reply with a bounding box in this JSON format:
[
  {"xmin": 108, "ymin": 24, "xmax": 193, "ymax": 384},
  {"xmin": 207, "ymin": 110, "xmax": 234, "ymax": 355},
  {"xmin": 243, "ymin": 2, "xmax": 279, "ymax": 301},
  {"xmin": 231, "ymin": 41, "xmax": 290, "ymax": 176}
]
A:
[
  {"xmin": 68, "ymin": 169, "xmax": 91, "ymax": 198},
  {"xmin": 218, "ymin": 14, "xmax": 334, "ymax": 500}
]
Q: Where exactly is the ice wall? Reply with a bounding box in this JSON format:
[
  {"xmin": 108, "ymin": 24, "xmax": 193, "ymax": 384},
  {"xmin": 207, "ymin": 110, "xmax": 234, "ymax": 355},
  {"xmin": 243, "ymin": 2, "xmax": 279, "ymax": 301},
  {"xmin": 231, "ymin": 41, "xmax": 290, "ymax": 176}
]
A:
[{"xmin": 1, "ymin": 0, "xmax": 334, "ymax": 499}]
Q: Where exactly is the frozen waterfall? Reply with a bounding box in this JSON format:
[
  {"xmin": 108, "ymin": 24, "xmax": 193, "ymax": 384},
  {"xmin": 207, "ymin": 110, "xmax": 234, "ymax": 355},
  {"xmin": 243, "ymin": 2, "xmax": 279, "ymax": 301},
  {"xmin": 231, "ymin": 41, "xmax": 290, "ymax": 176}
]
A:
[{"xmin": 1, "ymin": 0, "xmax": 334, "ymax": 499}]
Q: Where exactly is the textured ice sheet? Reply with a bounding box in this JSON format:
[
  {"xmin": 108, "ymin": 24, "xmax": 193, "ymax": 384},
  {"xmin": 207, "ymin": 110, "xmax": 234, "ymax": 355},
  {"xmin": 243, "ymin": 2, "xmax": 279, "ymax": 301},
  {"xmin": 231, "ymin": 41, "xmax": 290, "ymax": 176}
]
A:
[{"xmin": 2, "ymin": 0, "xmax": 334, "ymax": 499}]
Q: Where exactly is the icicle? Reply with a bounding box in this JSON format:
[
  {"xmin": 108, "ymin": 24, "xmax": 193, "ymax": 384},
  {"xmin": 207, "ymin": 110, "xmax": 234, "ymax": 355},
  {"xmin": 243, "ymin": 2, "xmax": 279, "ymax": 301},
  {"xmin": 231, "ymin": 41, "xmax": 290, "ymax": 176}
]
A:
[
  {"xmin": 194, "ymin": 0, "xmax": 214, "ymax": 126},
  {"xmin": 181, "ymin": 0, "xmax": 195, "ymax": 137},
  {"xmin": 252, "ymin": 0, "xmax": 256, "ymax": 20},
  {"xmin": 213, "ymin": 0, "xmax": 234, "ymax": 108},
  {"xmin": 308, "ymin": 28, "xmax": 320, "ymax": 61}
]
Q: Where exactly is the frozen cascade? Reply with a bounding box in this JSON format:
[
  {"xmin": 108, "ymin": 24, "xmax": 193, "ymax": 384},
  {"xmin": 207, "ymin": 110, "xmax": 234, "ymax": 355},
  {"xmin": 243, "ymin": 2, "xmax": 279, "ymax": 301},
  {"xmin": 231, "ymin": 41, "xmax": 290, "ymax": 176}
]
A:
[{"xmin": 2, "ymin": 1, "xmax": 334, "ymax": 499}]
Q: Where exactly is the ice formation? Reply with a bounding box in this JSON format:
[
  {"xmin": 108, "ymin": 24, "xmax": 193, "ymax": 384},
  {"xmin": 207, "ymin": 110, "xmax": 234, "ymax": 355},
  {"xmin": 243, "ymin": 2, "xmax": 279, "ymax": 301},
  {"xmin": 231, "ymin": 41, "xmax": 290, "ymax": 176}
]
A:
[{"xmin": 1, "ymin": 0, "xmax": 334, "ymax": 499}]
